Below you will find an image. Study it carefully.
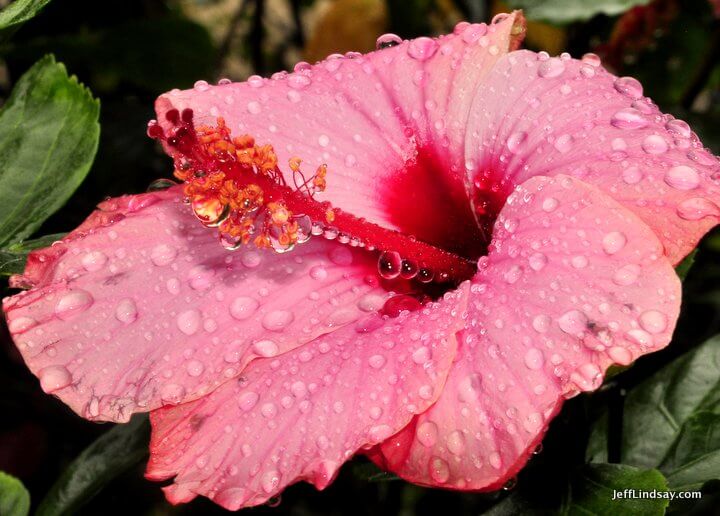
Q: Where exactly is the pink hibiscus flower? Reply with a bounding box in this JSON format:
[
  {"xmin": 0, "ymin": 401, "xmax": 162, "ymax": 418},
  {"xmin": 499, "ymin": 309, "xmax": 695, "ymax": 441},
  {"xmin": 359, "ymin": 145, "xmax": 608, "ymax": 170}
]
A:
[{"xmin": 4, "ymin": 11, "xmax": 720, "ymax": 510}]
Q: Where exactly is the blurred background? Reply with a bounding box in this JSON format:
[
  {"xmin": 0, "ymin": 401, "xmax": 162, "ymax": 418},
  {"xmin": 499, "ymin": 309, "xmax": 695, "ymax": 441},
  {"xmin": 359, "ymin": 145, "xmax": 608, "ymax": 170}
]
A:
[{"xmin": 1, "ymin": 0, "xmax": 719, "ymax": 514}]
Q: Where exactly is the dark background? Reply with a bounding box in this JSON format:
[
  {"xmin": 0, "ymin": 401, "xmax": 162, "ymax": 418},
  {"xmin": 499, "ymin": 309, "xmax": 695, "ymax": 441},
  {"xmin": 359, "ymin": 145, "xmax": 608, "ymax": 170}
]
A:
[{"xmin": 1, "ymin": 0, "xmax": 719, "ymax": 514}]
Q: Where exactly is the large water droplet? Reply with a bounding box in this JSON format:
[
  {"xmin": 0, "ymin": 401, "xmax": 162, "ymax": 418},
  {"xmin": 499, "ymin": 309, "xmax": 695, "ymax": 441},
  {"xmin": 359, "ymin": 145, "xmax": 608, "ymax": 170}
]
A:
[
  {"xmin": 150, "ymin": 244, "xmax": 177, "ymax": 266},
  {"xmin": 176, "ymin": 309, "xmax": 201, "ymax": 335},
  {"xmin": 262, "ymin": 310, "xmax": 294, "ymax": 331},
  {"xmin": 676, "ymin": 198, "xmax": 720, "ymax": 220},
  {"xmin": 664, "ymin": 165, "xmax": 700, "ymax": 190},
  {"xmin": 55, "ymin": 290, "xmax": 93, "ymax": 320},
  {"xmin": 602, "ymin": 231, "xmax": 627, "ymax": 254},
  {"xmin": 407, "ymin": 37, "xmax": 438, "ymax": 61},
  {"xmin": 115, "ymin": 298, "xmax": 138, "ymax": 324},
  {"xmin": 429, "ymin": 457, "xmax": 450, "ymax": 484},
  {"xmin": 376, "ymin": 33, "xmax": 402, "ymax": 50},
  {"xmin": 537, "ymin": 58, "xmax": 565, "ymax": 78},
  {"xmin": 253, "ymin": 339, "xmax": 279, "ymax": 357},
  {"xmin": 507, "ymin": 131, "xmax": 528, "ymax": 153},
  {"xmin": 524, "ymin": 348, "xmax": 545, "ymax": 370},
  {"xmin": 377, "ymin": 251, "xmax": 402, "ymax": 280},
  {"xmin": 613, "ymin": 76, "xmax": 643, "ymax": 98},
  {"xmin": 230, "ymin": 296, "xmax": 259, "ymax": 320},
  {"xmin": 81, "ymin": 251, "xmax": 107, "ymax": 272},
  {"xmin": 611, "ymin": 108, "xmax": 647, "ymax": 130},
  {"xmin": 39, "ymin": 365, "xmax": 72, "ymax": 393},
  {"xmin": 416, "ymin": 421, "xmax": 438, "ymax": 447}
]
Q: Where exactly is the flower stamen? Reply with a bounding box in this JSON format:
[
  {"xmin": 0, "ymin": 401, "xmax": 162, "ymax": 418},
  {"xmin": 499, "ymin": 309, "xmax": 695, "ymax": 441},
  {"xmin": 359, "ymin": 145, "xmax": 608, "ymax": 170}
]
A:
[{"xmin": 148, "ymin": 110, "xmax": 477, "ymax": 284}]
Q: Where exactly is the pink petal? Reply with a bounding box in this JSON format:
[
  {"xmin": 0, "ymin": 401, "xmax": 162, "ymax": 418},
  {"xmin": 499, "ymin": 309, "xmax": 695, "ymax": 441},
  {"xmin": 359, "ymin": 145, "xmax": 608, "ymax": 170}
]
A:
[
  {"xmin": 370, "ymin": 175, "xmax": 680, "ymax": 490},
  {"xmin": 464, "ymin": 50, "xmax": 720, "ymax": 264},
  {"xmin": 2, "ymin": 188, "xmax": 386, "ymax": 422},
  {"xmin": 145, "ymin": 287, "xmax": 468, "ymax": 509},
  {"xmin": 154, "ymin": 13, "xmax": 524, "ymax": 257}
]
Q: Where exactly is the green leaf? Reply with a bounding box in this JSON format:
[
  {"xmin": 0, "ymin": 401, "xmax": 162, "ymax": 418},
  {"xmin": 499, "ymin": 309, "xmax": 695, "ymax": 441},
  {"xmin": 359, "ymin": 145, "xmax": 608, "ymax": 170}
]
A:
[
  {"xmin": 675, "ymin": 249, "xmax": 697, "ymax": 281},
  {"xmin": 563, "ymin": 464, "xmax": 668, "ymax": 515},
  {"xmin": 0, "ymin": 471, "xmax": 30, "ymax": 516},
  {"xmin": 485, "ymin": 464, "xmax": 668, "ymax": 516},
  {"xmin": 588, "ymin": 335, "xmax": 720, "ymax": 491},
  {"xmin": 0, "ymin": 55, "xmax": 99, "ymax": 247},
  {"xmin": 505, "ymin": 0, "xmax": 651, "ymax": 24},
  {"xmin": 0, "ymin": 0, "xmax": 52, "ymax": 41},
  {"xmin": 36, "ymin": 415, "xmax": 150, "ymax": 516},
  {"xmin": 0, "ymin": 232, "xmax": 65, "ymax": 276}
]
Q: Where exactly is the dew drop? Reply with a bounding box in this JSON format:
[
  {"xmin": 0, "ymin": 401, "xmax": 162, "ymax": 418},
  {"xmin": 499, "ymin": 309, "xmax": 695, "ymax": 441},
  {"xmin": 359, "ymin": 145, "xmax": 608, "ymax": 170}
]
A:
[
  {"xmin": 676, "ymin": 198, "xmax": 720, "ymax": 220},
  {"xmin": 377, "ymin": 251, "xmax": 402, "ymax": 280},
  {"xmin": 151, "ymin": 244, "xmax": 177, "ymax": 266},
  {"xmin": 602, "ymin": 231, "xmax": 627, "ymax": 255},
  {"xmin": 641, "ymin": 134, "xmax": 668, "ymax": 154},
  {"xmin": 115, "ymin": 298, "xmax": 138, "ymax": 324},
  {"xmin": 558, "ymin": 310, "xmax": 588, "ymax": 335},
  {"xmin": 416, "ymin": 421, "xmax": 438, "ymax": 447},
  {"xmin": 39, "ymin": 365, "xmax": 72, "ymax": 393},
  {"xmin": 176, "ymin": 309, "xmax": 201, "ymax": 336},
  {"xmin": 611, "ymin": 108, "xmax": 647, "ymax": 130},
  {"xmin": 81, "ymin": 251, "xmax": 107, "ymax": 272},
  {"xmin": 429, "ymin": 457, "xmax": 450, "ymax": 484},
  {"xmin": 507, "ymin": 131, "xmax": 528, "ymax": 153},
  {"xmin": 253, "ymin": 339, "xmax": 279, "ymax": 357},
  {"xmin": 230, "ymin": 296, "xmax": 259, "ymax": 320},
  {"xmin": 664, "ymin": 165, "xmax": 700, "ymax": 190},
  {"xmin": 238, "ymin": 391, "xmax": 260, "ymax": 411},
  {"xmin": 613, "ymin": 76, "xmax": 643, "ymax": 99},
  {"xmin": 55, "ymin": 290, "xmax": 93, "ymax": 320},
  {"xmin": 262, "ymin": 310, "xmax": 294, "ymax": 331},
  {"xmin": 639, "ymin": 310, "xmax": 667, "ymax": 334},
  {"xmin": 407, "ymin": 37, "xmax": 438, "ymax": 61},
  {"xmin": 261, "ymin": 470, "xmax": 281, "ymax": 494},
  {"xmin": 537, "ymin": 58, "xmax": 565, "ymax": 78},
  {"xmin": 524, "ymin": 348, "xmax": 545, "ymax": 370},
  {"xmin": 376, "ymin": 33, "xmax": 402, "ymax": 49}
]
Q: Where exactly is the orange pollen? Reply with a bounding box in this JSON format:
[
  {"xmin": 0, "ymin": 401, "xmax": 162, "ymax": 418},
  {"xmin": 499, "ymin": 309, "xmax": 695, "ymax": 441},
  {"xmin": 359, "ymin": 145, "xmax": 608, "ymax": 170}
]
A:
[{"xmin": 164, "ymin": 116, "xmax": 325, "ymax": 253}]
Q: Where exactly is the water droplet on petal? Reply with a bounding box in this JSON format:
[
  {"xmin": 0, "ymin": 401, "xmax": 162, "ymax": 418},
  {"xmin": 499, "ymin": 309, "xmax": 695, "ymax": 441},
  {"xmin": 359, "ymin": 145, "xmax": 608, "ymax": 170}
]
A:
[
  {"xmin": 230, "ymin": 296, "xmax": 259, "ymax": 320},
  {"xmin": 262, "ymin": 310, "xmax": 294, "ymax": 331},
  {"xmin": 253, "ymin": 340, "xmax": 279, "ymax": 357},
  {"xmin": 639, "ymin": 310, "xmax": 667, "ymax": 334},
  {"xmin": 55, "ymin": 290, "xmax": 93, "ymax": 320},
  {"xmin": 507, "ymin": 131, "xmax": 528, "ymax": 153},
  {"xmin": 611, "ymin": 108, "xmax": 647, "ymax": 130},
  {"xmin": 151, "ymin": 244, "xmax": 177, "ymax": 266},
  {"xmin": 261, "ymin": 470, "xmax": 281, "ymax": 494},
  {"xmin": 641, "ymin": 134, "xmax": 668, "ymax": 154},
  {"xmin": 416, "ymin": 421, "xmax": 438, "ymax": 447},
  {"xmin": 429, "ymin": 457, "xmax": 450, "ymax": 484},
  {"xmin": 376, "ymin": 33, "xmax": 402, "ymax": 49},
  {"xmin": 115, "ymin": 298, "xmax": 138, "ymax": 324},
  {"xmin": 676, "ymin": 198, "xmax": 720, "ymax": 220},
  {"xmin": 238, "ymin": 391, "xmax": 259, "ymax": 411},
  {"xmin": 81, "ymin": 251, "xmax": 107, "ymax": 271},
  {"xmin": 39, "ymin": 365, "xmax": 72, "ymax": 393},
  {"xmin": 407, "ymin": 37, "xmax": 437, "ymax": 61},
  {"xmin": 524, "ymin": 348, "xmax": 544, "ymax": 370},
  {"xmin": 537, "ymin": 58, "xmax": 565, "ymax": 78},
  {"xmin": 613, "ymin": 76, "xmax": 643, "ymax": 98},
  {"xmin": 378, "ymin": 251, "xmax": 402, "ymax": 280},
  {"xmin": 558, "ymin": 310, "xmax": 588, "ymax": 335},
  {"xmin": 176, "ymin": 309, "xmax": 201, "ymax": 335},
  {"xmin": 664, "ymin": 165, "xmax": 700, "ymax": 190},
  {"xmin": 602, "ymin": 232, "xmax": 627, "ymax": 255}
]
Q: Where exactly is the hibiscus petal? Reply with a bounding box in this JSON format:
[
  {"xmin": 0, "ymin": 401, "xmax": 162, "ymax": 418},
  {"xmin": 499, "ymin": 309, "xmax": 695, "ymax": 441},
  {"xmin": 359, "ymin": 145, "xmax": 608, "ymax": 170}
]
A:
[
  {"xmin": 370, "ymin": 175, "xmax": 680, "ymax": 490},
  {"xmin": 464, "ymin": 50, "xmax": 720, "ymax": 264},
  {"xmin": 154, "ymin": 13, "xmax": 525, "ymax": 257},
  {"xmin": 145, "ymin": 287, "xmax": 468, "ymax": 509},
  {"xmin": 2, "ymin": 188, "xmax": 387, "ymax": 422}
]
